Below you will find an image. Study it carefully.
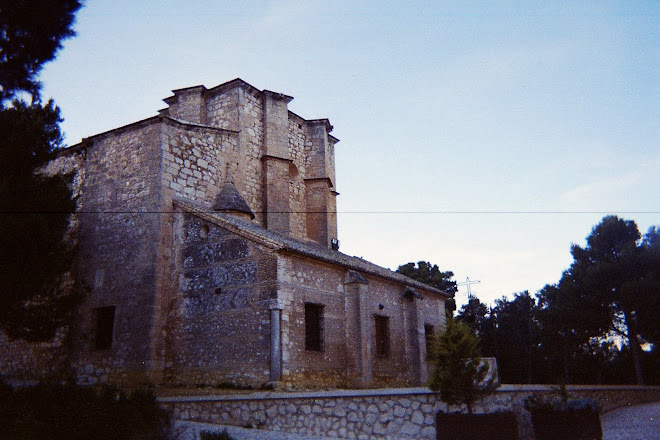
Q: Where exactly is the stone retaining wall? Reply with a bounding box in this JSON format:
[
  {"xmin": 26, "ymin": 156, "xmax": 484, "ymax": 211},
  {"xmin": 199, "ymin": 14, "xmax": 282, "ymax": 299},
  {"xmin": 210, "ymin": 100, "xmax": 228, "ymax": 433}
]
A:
[{"xmin": 158, "ymin": 385, "xmax": 660, "ymax": 440}]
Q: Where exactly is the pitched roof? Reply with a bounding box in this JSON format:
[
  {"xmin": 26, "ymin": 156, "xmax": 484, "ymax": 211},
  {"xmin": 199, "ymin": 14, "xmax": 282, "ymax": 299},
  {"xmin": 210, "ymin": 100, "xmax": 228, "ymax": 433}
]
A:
[{"xmin": 174, "ymin": 198, "xmax": 450, "ymax": 298}]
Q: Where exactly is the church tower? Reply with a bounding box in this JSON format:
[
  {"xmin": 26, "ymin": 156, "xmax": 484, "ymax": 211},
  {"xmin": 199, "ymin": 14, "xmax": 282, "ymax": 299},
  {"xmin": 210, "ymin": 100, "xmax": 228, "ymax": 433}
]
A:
[{"xmin": 161, "ymin": 79, "xmax": 339, "ymax": 248}]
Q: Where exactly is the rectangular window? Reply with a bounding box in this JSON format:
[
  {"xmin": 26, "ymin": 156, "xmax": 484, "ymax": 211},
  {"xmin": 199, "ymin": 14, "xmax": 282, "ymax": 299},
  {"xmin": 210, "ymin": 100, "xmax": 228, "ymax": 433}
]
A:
[
  {"xmin": 94, "ymin": 306, "xmax": 115, "ymax": 350},
  {"xmin": 305, "ymin": 303, "xmax": 324, "ymax": 352},
  {"xmin": 375, "ymin": 315, "xmax": 390, "ymax": 358},
  {"xmin": 424, "ymin": 324, "xmax": 435, "ymax": 359}
]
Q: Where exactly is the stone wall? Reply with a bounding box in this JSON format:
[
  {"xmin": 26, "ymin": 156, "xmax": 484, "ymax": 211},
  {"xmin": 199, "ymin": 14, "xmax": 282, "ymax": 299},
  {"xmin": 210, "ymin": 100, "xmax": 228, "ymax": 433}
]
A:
[
  {"xmin": 0, "ymin": 79, "xmax": 432, "ymax": 391},
  {"xmin": 174, "ymin": 80, "xmax": 338, "ymax": 245},
  {"xmin": 206, "ymin": 85, "xmax": 265, "ymax": 223},
  {"xmin": 69, "ymin": 121, "xmax": 164, "ymax": 385},
  {"xmin": 0, "ymin": 120, "xmax": 168, "ymax": 386},
  {"xmin": 287, "ymin": 112, "xmax": 309, "ymax": 240},
  {"xmin": 0, "ymin": 330, "xmax": 67, "ymax": 384},
  {"xmin": 159, "ymin": 385, "xmax": 660, "ymax": 440},
  {"xmin": 278, "ymin": 257, "xmax": 350, "ymax": 389},
  {"xmin": 160, "ymin": 119, "xmax": 238, "ymax": 207},
  {"xmin": 276, "ymin": 255, "xmax": 445, "ymax": 389},
  {"xmin": 164, "ymin": 213, "xmax": 277, "ymax": 388}
]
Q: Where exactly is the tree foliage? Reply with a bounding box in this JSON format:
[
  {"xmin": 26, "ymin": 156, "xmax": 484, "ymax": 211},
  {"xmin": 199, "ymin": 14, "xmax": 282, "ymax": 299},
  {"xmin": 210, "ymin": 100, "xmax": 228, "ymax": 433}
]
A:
[
  {"xmin": 397, "ymin": 261, "xmax": 457, "ymax": 315},
  {"xmin": 428, "ymin": 318, "xmax": 497, "ymax": 413},
  {"xmin": 0, "ymin": 0, "xmax": 82, "ymax": 103},
  {"xmin": 0, "ymin": 0, "xmax": 82, "ymax": 341},
  {"xmin": 475, "ymin": 216, "xmax": 660, "ymax": 386},
  {"xmin": 492, "ymin": 292, "xmax": 538, "ymax": 384},
  {"xmin": 562, "ymin": 216, "xmax": 660, "ymax": 384},
  {"xmin": 456, "ymin": 297, "xmax": 497, "ymax": 357}
]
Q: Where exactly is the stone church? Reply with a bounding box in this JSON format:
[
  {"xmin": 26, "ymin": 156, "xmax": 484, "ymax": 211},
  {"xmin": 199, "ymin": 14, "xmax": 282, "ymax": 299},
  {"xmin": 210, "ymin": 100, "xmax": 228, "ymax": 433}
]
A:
[{"xmin": 0, "ymin": 79, "xmax": 449, "ymax": 389}]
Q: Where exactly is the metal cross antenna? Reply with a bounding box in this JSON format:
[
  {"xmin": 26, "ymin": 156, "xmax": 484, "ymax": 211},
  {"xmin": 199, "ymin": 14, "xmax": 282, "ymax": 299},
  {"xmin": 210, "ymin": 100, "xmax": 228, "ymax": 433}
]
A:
[{"xmin": 456, "ymin": 277, "xmax": 481, "ymax": 300}]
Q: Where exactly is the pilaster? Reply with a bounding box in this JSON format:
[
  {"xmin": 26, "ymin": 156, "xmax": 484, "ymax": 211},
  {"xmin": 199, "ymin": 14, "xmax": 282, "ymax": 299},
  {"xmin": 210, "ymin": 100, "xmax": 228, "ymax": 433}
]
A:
[
  {"xmin": 403, "ymin": 288, "xmax": 427, "ymax": 386},
  {"xmin": 262, "ymin": 91, "xmax": 293, "ymax": 234},
  {"xmin": 304, "ymin": 177, "xmax": 333, "ymax": 247},
  {"xmin": 344, "ymin": 271, "xmax": 372, "ymax": 387}
]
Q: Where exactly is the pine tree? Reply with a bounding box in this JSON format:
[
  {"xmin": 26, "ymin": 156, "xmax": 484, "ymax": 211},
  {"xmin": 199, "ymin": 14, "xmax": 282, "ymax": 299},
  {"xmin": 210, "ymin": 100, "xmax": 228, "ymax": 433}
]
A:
[{"xmin": 0, "ymin": 0, "xmax": 83, "ymax": 341}]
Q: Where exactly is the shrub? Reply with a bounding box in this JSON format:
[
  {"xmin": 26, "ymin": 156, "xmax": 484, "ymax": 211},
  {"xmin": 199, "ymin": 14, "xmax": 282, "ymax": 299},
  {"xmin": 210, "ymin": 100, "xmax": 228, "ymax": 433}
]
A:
[
  {"xmin": 428, "ymin": 318, "xmax": 498, "ymax": 413},
  {"xmin": 200, "ymin": 430, "xmax": 235, "ymax": 440},
  {"xmin": 524, "ymin": 391, "xmax": 602, "ymax": 440},
  {"xmin": 524, "ymin": 391, "xmax": 601, "ymax": 414},
  {"xmin": 0, "ymin": 382, "xmax": 171, "ymax": 440}
]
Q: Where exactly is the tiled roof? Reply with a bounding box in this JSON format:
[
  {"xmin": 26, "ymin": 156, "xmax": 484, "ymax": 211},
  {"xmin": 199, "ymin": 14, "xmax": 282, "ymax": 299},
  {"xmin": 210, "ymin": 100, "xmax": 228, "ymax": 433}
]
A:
[{"xmin": 174, "ymin": 198, "xmax": 450, "ymax": 299}]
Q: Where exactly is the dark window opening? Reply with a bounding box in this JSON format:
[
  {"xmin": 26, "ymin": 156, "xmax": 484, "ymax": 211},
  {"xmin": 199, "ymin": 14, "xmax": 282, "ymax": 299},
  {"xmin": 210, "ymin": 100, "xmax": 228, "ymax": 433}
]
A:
[
  {"xmin": 375, "ymin": 315, "xmax": 390, "ymax": 358},
  {"xmin": 305, "ymin": 303, "xmax": 324, "ymax": 352},
  {"xmin": 94, "ymin": 306, "xmax": 115, "ymax": 350},
  {"xmin": 424, "ymin": 324, "xmax": 435, "ymax": 359}
]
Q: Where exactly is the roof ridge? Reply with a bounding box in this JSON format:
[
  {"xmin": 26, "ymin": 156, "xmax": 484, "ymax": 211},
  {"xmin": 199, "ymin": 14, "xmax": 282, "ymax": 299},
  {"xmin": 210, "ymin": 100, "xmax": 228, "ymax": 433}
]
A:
[{"xmin": 173, "ymin": 198, "xmax": 450, "ymax": 298}]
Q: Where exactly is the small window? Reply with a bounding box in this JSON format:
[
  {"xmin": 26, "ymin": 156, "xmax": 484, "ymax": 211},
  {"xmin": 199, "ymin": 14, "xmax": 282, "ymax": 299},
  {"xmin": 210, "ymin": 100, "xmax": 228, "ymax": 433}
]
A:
[
  {"xmin": 424, "ymin": 324, "xmax": 435, "ymax": 359},
  {"xmin": 375, "ymin": 315, "xmax": 390, "ymax": 358},
  {"xmin": 305, "ymin": 303, "xmax": 324, "ymax": 352},
  {"xmin": 94, "ymin": 306, "xmax": 115, "ymax": 350}
]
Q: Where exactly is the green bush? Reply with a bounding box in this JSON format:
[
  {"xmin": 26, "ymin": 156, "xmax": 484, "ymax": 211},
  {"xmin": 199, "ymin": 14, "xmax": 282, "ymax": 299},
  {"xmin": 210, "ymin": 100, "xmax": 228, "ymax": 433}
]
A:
[
  {"xmin": 428, "ymin": 318, "xmax": 498, "ymax": 413},
  {"xmin": 0, "ymin": 382, "xmax": 171, "ymax": 440}
]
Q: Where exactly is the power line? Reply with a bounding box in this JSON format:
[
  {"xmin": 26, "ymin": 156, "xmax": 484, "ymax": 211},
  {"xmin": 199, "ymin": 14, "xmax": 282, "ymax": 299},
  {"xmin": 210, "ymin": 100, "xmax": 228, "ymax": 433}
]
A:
[{"xmin": 0, "ymin": 210, "xmax": 658, "ymax": 215}]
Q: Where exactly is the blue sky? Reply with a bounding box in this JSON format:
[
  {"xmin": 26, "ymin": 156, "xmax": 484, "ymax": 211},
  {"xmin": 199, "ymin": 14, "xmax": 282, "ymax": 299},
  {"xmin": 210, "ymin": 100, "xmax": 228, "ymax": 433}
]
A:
[{"xmin": 41, "ymin": 1, "xmax": 659, "ymax": 307}]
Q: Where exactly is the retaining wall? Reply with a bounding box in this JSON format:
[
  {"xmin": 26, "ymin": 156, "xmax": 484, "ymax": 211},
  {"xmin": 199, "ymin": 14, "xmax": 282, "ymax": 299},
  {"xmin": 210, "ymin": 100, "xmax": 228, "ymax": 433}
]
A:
[{"xmin": 158, "ymin": 385, "xmax": 660, "ymax": 440}]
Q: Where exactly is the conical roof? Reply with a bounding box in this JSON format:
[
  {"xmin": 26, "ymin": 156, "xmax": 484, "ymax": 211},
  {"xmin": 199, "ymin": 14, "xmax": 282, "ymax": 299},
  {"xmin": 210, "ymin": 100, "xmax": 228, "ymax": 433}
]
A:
[{"xmin": 212, "ymin": 182, "xmax": 255, "ymax": 220}]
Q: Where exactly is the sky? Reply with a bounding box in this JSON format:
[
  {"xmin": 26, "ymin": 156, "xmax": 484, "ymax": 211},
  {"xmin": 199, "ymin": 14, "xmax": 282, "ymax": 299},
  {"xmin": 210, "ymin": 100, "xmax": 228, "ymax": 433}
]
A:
[{"xmin": 41, "ymin": 0, "xmax": 659, "ymax": 308}]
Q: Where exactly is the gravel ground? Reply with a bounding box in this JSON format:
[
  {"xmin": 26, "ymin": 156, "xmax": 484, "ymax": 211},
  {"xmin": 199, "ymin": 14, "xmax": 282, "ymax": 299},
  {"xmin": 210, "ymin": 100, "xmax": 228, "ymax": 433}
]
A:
[{"xmin": 602, "ymin": 401, "xmax": 660, "ymax": 440}]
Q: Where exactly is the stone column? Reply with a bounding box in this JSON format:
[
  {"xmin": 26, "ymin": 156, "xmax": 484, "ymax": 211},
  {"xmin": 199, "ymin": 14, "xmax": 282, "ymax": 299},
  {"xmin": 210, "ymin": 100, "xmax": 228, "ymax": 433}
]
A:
[
  {"xmin": 269, "ymin": 307, "xmax": 282, "ymax": 382},
  {"xmin": 344, "ymin": 271, "xmax": 372, "ymax": 387}
]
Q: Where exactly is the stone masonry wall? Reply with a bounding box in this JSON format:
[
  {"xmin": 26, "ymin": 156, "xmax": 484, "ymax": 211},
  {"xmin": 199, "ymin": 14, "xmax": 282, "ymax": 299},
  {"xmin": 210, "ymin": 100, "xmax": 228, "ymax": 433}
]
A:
[
  {"xmin": 276, "ymin": 255, "xmax": 446, "ymax": 389},
  {"xmin": 69, "ymin": 121, "xmax": 163, "ymax": 386},
  {"xmin": 235, "ymin": 88, "xmax": 266, "ymax": 226},
  {"xmin": 167, "ymin": 81, "xmax": 338, "ymax": 245},
  {"xmin": 0, "ymin": 330, "xmax": 67, "ymax": 384},
  {"xmin": 206, "ymin": 86, "xmax": 266, "ymax": 226},
  {"xmin": 164, "ymin": 213, "xmax": 276, "ymax": 387},
  {"xmin": 1, "ymin": 121, "xmax": 165, "ymax": 386},
  {"xmin": 287, "ymin": 112, "xmax": 310, "ymax": 240},
  {"xmin": 160, "ymin": 385, "xmax": 660, "ymax": 440},
  {"xmin": 368, "ymin": 278, "xmax": 415, "ymax": 387},
  {"xmin": 160, "ymin": 119, "xmax": 238, "ymax": 207},
  {"xmin": 278, "ymin": 257, "xmax": 349, "ymax": 389}
]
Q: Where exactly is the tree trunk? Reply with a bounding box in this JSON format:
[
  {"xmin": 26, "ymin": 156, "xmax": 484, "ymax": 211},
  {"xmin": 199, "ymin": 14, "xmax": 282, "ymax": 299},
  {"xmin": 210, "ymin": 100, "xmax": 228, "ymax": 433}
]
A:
[
  {"xmin": 624, "ymin": 310, "xmax": 644, "ymax": 385},
  {"xmin": 527, "ymin": 312, "xmax": 534, "ymax": 384}
]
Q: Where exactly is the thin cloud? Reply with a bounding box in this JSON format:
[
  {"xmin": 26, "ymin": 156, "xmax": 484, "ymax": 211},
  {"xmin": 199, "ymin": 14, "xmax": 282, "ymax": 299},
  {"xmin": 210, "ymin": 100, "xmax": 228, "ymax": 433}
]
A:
[{"xmin": 559, "ymin": 170, "xmax": 650, "ymax": 210}]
